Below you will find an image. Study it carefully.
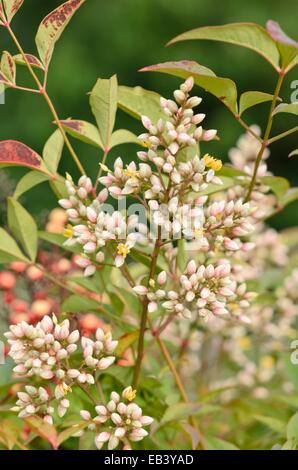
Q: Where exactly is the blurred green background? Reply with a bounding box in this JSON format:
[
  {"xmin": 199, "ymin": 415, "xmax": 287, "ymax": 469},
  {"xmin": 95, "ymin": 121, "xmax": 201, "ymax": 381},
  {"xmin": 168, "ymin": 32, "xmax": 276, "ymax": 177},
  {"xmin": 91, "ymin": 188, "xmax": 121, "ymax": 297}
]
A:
[{"xmin": 0, "ymin": 0, "xmax": 297, "ymax": 228}]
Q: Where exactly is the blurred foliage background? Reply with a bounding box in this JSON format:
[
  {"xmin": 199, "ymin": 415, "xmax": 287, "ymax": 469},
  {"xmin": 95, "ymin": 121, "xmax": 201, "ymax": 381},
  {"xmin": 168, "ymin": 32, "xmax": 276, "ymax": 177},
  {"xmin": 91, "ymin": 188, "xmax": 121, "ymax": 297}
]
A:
[{"xmin": 0, "ymin": 0, "xmax": 297, "ymax": 228}]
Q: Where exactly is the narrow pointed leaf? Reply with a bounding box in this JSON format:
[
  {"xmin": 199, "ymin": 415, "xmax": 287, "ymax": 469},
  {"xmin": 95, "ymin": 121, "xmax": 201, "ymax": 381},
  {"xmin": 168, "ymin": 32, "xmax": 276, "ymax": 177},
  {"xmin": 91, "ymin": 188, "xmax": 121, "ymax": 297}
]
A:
[
  {"xmin": 25, "ymin": 416, "xmax": 58, "ymax": 450},
  {"xmin": 116, "ymin": 330, "xmax": 139, "ymax": 356},
  {"xmin": 141, "ymin": 60, "xmax": 238, "ymax": 113},
  {"xmin": 287, "ymin": 412, "xmax": 298, "ymax": 440},
  {"xmin": 260, "ymin": 176, "xmax": 290, "ymax": 200},
  {"xmin": 7, "ymin": 197, "xmax": 38, "ymax": 261},
  {"xmin": 14, "ymin": 171, "xmax": 50, "ymax": 199},
  {"xmin": 35, "ymin": 0, "xmax": 86, "ymax": 67},
  {"xmin": 110, "ymin": 129, "xmax": 139, "ymax": 149},
  {"xmin": 1, "ymin": 51, "xmax": 16, "ymax": 84},
  {"xmin": 255, "ymin": 415, "xmax": 286, "ymax": 434},
  {"xmin": 90, "ymin": 75, "xmax": 118, "ymax": 151},
  {"xmin": 204, "ymin": 436, "xmax": 239, "ymax": 450},
  {"xmin": 3, "ymin": 0, "xmax": 24, "ymax": 22},
  {"xmin": 118, "ymin": 85, "xmax": 164, "ymax": 123},
  {"xmin": 57, "ymin": 422, "xmax": 89, "ymax": 446},
  {"xmin": 14, "ymin": 53, "xmax": 45, "ymax": 70},
  {"xmin": 289, "ymin": 149, "xmax": 298, "ymax": 158},
  {"xmin": 168, "ymin": 23, "xmax": 280, "ymax": 71},
  {"xmin": 239, "ymin": 91, "xmax": 275, "ymax": 116},
  {"xmin": 60, "ymin": 119, "xmax": 103, "ymax": 148},
  {"xmin": 43, "ymin": 129, "xmax": 64, "ymax": 173},
  {"xmin": 0, "ymin": 4, "xmax": 5, "ymax": 23},
  {"xmin": 0, "ymin": 228, "xmax": 29, "ymax": 262},
  {"xmin": 272, "ymin": 102, "xmax": 298, "ymax": 116}
]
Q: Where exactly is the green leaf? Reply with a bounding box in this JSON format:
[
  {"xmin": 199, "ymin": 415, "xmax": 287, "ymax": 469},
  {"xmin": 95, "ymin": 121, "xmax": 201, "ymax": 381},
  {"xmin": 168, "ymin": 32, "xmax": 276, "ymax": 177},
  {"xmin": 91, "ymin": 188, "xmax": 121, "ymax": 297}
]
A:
[
  {"xmin": 0, "ymin": 3, "xmax": 5, "ymax": 23},
  {"xmin": 260, "ymin": 176, "xmax": 290, "ymax": 200},
  {"xmin": 116, "ymin": 330, "xmax": 139, "ymax": 356},
  {"xmin": 90, "ymin": 75, "xmax": 118, "ymax": 151},
  {"xmin": 25, "ymin": 416, "xmax": 58, "ymax": 449},
  {"xmin": 168, "ymin": 23, "xmax": 280, "ymax": 71},
  {"xmin": 289, "ymin": 149, "xmax": 298, "ymax": 158},
  {"xmin": 38, "ymin": 230, "xmax": 80, "ymax": 254},
  {"xmin": 180, "ymin": 423, "xmax": 200, "ymax": 450},
  {"xmin": 43, "ymin": 129, "xmax": 64, "ymax": 173},
  {"xmin": 204, "ymin": 436, "xmax": 239, "ymax": 450},
  {"xmin": 13, "ymin": 53, "xmax": 45, "ymax": 70},
  {"xmin": 14, "ymin": 171, "xmax": 50, "ymax": 199},
  {"xmin": 239, "ymin": 91, "xmax": 275, "ymax": 115},
  {"xmin": 177, "ymin": 239, "xmax": 187, "ymax": 272},
  {"xmin": 141, "ymin": 60, "xmax": 238, "ymax": 113},
  {"xmin": 160, "ymin": 403, "xmax": 219, "ymax": 426},
  {"xmin": 266, "ymin": 20, "xmax": 298, "ymax": 71},
  {"xmin": 60, "ymin": 119, "xmax": 103, "ymax": 148},
  {"xmin": 108, "ymin": 290, "xmax": 125, "ymax": 315},
  {"xmin": 62, "ymin": 294, "xmax": 100, "ymax": 313},
  {"xmin": 110, "ymin": 129, "xmax": 140, "ymax": 149},
  {"xmin": 272, "ymin": 102, "xmax": 298, "ymax": 116},
  {"xmin": 282, "ymin": 439, "xmax": 298, "ymax": 450},
  {"xmin": 0, "ymin": 228, "xmax": 29, "ymax": 262},
  {"xmin": 49, "ymin": 178, "xmax": 68, "ymax": 199},
  {"xmin": 57, "ymin": 422, "xmax": 88, "ymax": 446},
  {"xmin": 1, "ymin": 51, "xmax": 16, "ymax": 84},
  {"xmin": 287, "ymin": 412, "xmax": 298, "ymax": 440},
  {"xmin": 255, "ymin": 415, "xmax": 286, "ymax": 434},
  {"xmin": 118, "ymin": 85, "xmax": 164, "ymax": 123},
  {"xmin": 3, "ymin": 1, "xmax": 24, "ymax": 22},
  {"xmin": 7, "ymin": 197, "xmax": 38, "ymax": 261},
  {"xmin": 190, "ymin": 176, "xmax": 236, "ymax": 198},
  {"xmin": 35, "ymin": 0, "xmax": 87, "ymax": 67},
  {"xmin": 280, "ymin": 187, "xmax": 298, "ymax": 207}
]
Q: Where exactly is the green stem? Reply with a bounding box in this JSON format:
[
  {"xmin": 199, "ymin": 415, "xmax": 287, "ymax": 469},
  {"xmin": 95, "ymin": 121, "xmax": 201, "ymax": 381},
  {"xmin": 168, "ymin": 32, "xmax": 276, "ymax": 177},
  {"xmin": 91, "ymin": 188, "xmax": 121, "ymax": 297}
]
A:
[
  {"xmin": 95, "ymin": 148, "xmax": 109, "ymax": 190},
  {"xmin": 132, "ymin": 227, "xmax": 162, "ymax": 388},
  {"xmin": 268, "ymin": 125, "xmax": 298, "ymax": 145},
  {"xmin": 245, "ymin": 72, "xmax": 285, "ymax": 202},
  {"xmin": 5, "ymin": 23, "xmax": 85, "ymax": 175}
]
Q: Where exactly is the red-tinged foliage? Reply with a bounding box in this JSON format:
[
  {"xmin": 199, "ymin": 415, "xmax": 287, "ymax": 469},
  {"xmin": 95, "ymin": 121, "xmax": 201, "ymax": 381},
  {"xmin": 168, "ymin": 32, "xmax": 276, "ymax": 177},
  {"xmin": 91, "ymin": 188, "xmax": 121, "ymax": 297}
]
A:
[{"xmin": 0, "ymin": 140, "xmax": 42, "ymax": 169}]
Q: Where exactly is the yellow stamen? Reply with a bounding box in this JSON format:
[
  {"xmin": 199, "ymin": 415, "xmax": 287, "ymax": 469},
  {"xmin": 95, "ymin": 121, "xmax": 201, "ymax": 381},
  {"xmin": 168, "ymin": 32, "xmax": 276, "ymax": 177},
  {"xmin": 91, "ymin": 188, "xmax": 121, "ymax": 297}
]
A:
[
  {"xmin": 237, "ymin": 336, "xmax": 251, "ymax": 350},
  {"xmin": 194, "ymin": 228, "xmax": 205, "ymax": 239},
  {"xmin": 123, "ymin": 167, "xmax": 139, "ymax": 181},
  {"xmin": 58, "ymin": 382, "xmax": 72, "ymax": 397},
  {"xmin": 123, "ymin": 386, "xmax": 137, "ymax": 401},
  {"xmin": 260, "ymin": 355, "xmax": 275, "ymax": 369},
  {"xmin": 117, "ymin": 243, "xmax": 131, "ymax": 258},
  {"xmin": 203, "ymin": 153, "xmax": 222, "ymax": 171},
  {"xmin": 63, "ymin": 224, "xmax": 73, "ymax": 238}
]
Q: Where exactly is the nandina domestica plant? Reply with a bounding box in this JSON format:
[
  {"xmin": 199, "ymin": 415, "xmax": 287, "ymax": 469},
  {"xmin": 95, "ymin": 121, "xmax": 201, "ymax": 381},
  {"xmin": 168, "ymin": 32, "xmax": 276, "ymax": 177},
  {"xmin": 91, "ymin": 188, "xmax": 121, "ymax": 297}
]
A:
[{"xmin": 0, "ymin": 0, "xmax": 298, "ymax": 451}]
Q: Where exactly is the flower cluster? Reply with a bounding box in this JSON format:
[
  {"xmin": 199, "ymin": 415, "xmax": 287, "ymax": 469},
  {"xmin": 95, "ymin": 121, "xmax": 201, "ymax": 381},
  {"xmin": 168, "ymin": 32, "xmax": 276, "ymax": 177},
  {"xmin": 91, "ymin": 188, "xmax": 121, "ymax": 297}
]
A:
[
  {"xmin": 12, "ymin": 386, "xmax": 54, "ymax": 422},
  {"xmin": 134, "ymin": 259, "xmax": 256, "ymax": 321},
  {"xmin": 60, "ymin": 174, "xmax": 144, "ymax": 273},
  {"xmin": 80, "ymin": 387, "xmax": 153, "ymax": 450},
  {"xmin": 5, "ymin": 315, "xmax": 118, "ymax": 420},
  {"xmin": 59, "ymin": 78, "xmax": 227, "ymax": 276}
]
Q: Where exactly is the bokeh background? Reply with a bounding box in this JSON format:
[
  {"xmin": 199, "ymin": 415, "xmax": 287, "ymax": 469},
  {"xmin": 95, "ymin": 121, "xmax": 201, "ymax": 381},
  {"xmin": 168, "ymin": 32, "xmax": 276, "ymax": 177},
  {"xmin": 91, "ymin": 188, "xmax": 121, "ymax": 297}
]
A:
[{"xmin": 0, "ymin": 0, "xmax": 297, "ymax": 228}]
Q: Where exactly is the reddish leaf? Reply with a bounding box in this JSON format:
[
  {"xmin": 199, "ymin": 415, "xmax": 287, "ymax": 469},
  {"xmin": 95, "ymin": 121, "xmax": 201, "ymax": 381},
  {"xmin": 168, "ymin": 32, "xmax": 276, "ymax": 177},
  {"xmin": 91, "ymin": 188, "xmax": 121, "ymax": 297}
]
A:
[
  {"xmin": 0, "ymin": 72, "xmax": 10, "ymax": 84},
  {"xmin": 25, "ymin": 416, "xmax": 58, "ymax": 450},
  {"xmin": 36, "ymin": 0, "xmax": 87, "ymax": 66},
  {"xmin": 3, "ymin": 1, "xmax": 24, "ymax": 22},
  {"xmin": 0, "ymin": 4, "xmax": 5, "ymax": 24},
  {"xmin": 1, "ymin": 51, "xmax": 16, "ymax": 83},
  {"xmin": 0, "ymin": 140, "xmax": 42, "ymax": 169},
  {"xmin": 266, "ymin": 20, "xmax": 298, "ymax": 48},
  {"xmin": 14, "ymin": 53, "xmax": 45, "ymax": 70}
]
